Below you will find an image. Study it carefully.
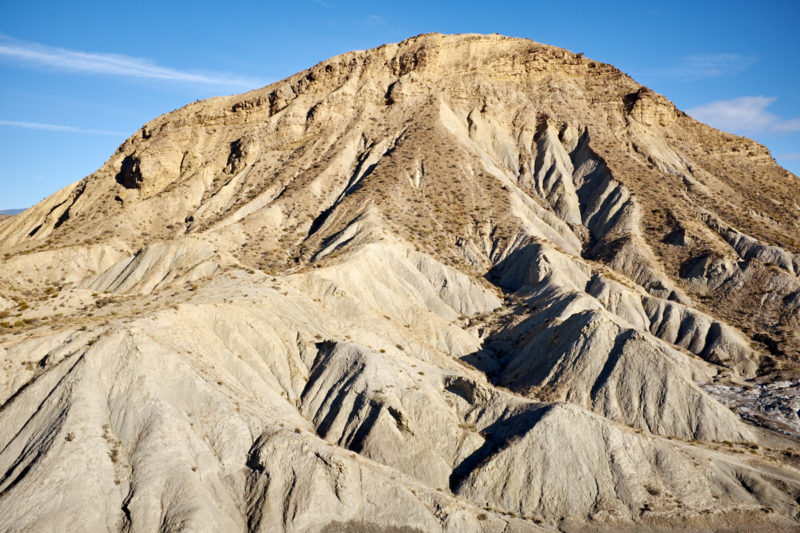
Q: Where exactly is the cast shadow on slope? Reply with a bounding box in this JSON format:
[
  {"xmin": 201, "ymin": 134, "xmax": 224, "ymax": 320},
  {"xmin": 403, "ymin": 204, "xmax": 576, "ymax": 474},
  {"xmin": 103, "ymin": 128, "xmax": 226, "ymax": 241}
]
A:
[
  {"xmin": 458, "ymin": 240, "xmax": 756, "ymax": 444},
  {"xmin": 447, "ymin": 402, "xmax": 548, "ymax": 492}
]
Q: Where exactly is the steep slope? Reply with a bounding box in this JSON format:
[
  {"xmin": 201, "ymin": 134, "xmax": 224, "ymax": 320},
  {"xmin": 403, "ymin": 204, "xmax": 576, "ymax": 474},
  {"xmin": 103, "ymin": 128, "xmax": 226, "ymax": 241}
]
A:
[{"xmin": 0, "ymin": 33, "xmax": 799, "ymax": 532}]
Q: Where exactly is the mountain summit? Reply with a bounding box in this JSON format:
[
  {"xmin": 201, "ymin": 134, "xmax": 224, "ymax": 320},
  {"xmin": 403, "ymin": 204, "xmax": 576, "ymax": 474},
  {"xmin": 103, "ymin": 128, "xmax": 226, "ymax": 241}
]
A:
[{"xmin": 1, "ymin": 33, "xmax": 799, "ymax": 532}]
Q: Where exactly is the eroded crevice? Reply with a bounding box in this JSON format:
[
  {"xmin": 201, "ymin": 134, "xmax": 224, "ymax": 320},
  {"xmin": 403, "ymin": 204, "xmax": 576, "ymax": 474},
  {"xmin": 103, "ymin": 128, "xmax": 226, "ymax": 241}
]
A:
[
  {"xmin": 115, "ymin": 155, "xmax": 143, "ymax": 190},
  {"xmin": 307, "ymin": 131, "xmax": 404, "ymax": 239}
]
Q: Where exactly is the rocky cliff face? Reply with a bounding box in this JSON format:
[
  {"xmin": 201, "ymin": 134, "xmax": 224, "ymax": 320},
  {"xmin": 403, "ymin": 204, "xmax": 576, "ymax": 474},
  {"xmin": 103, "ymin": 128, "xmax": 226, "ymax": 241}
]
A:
[{"xmin": 0, "ymin": 33, "xmax": 799, "ymax": 532}]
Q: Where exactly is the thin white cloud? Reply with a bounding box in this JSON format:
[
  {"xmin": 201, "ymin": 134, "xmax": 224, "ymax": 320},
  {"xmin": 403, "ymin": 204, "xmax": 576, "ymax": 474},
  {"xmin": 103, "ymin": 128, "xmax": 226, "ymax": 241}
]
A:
[
  {"xmin": 0, "ymin": 35, "xmax": 260, "ymax": 89},
  {"xmin": 366, "ymin": 14, "xmax": 387, "ymax": 25},
  {"xmin": 778, "ymin": 153, "xmax": 800, "ymax": 161},
  {"xmin": 656, "ymin": 53, "xmax": 758, "ymax": 80},
  {"xmin": 686, "ymin": 96, "xmax": 800, "ymax": 134},
  {"xmin": 0, "ymin": 119, "xmax": 126, "ymax": 136}
]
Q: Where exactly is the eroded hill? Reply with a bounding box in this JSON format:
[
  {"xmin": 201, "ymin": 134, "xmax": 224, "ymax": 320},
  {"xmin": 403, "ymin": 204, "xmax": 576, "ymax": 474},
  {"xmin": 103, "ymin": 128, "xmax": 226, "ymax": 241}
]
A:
[{"xmin": 0, "ymin": 33, "xmax": 799, "ymax": 532}]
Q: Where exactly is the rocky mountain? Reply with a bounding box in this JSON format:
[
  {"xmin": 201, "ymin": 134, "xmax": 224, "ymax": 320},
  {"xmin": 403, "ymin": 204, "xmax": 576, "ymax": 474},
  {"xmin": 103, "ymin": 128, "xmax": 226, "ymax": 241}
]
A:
[{"xmin": 0, "ymin": 33, "xmax": 799, "ymax": 532}]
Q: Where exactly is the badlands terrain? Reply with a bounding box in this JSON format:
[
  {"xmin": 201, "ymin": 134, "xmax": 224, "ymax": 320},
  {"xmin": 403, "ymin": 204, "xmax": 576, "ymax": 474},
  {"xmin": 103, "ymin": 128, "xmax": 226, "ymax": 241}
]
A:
[{"xmin": 0, "ymin": 33, "xmax": 799, "ymax": 532}]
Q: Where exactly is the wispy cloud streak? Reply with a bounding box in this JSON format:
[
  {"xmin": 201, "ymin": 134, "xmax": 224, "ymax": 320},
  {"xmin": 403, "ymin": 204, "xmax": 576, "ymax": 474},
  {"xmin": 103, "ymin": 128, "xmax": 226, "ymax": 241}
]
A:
[
  {"xmin": 366, "ymin": 14, "xmax": 387, "ymax": 25},
  {"xmin": 0, "ymin": 35, "xmax": 260, "ymax": 88},
  {"xmin": 0, "ymin": 119, "xmax": 126, "ymax": 136},
  {"xmin": 655, "ymin": 53, "xmax": 758, "ymax": 80},
  {"xmin": 687, "ymin": 96, "xmax": 800, "ymax": 134}
]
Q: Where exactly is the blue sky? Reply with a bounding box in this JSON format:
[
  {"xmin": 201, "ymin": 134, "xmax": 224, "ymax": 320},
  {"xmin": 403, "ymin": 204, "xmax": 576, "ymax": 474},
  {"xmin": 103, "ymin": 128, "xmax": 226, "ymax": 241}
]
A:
[{"xmin": 1, "ymin": 0, "xmax": 798, "ymax": 209}]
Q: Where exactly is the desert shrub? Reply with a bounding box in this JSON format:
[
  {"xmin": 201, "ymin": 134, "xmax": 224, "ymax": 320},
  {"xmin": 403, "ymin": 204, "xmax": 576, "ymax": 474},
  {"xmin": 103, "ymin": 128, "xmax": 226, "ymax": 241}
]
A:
[{"xmin": 645, "ymin": 485, "xmax": 661, "ymax": 496}]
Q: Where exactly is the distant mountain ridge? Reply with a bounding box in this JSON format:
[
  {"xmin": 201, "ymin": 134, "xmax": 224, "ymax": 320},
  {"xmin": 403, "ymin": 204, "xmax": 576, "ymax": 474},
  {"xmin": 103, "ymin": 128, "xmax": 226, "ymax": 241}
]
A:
[{"xmin": 0, "ymin": 208, "xmax": 24, "ymax": 215}]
